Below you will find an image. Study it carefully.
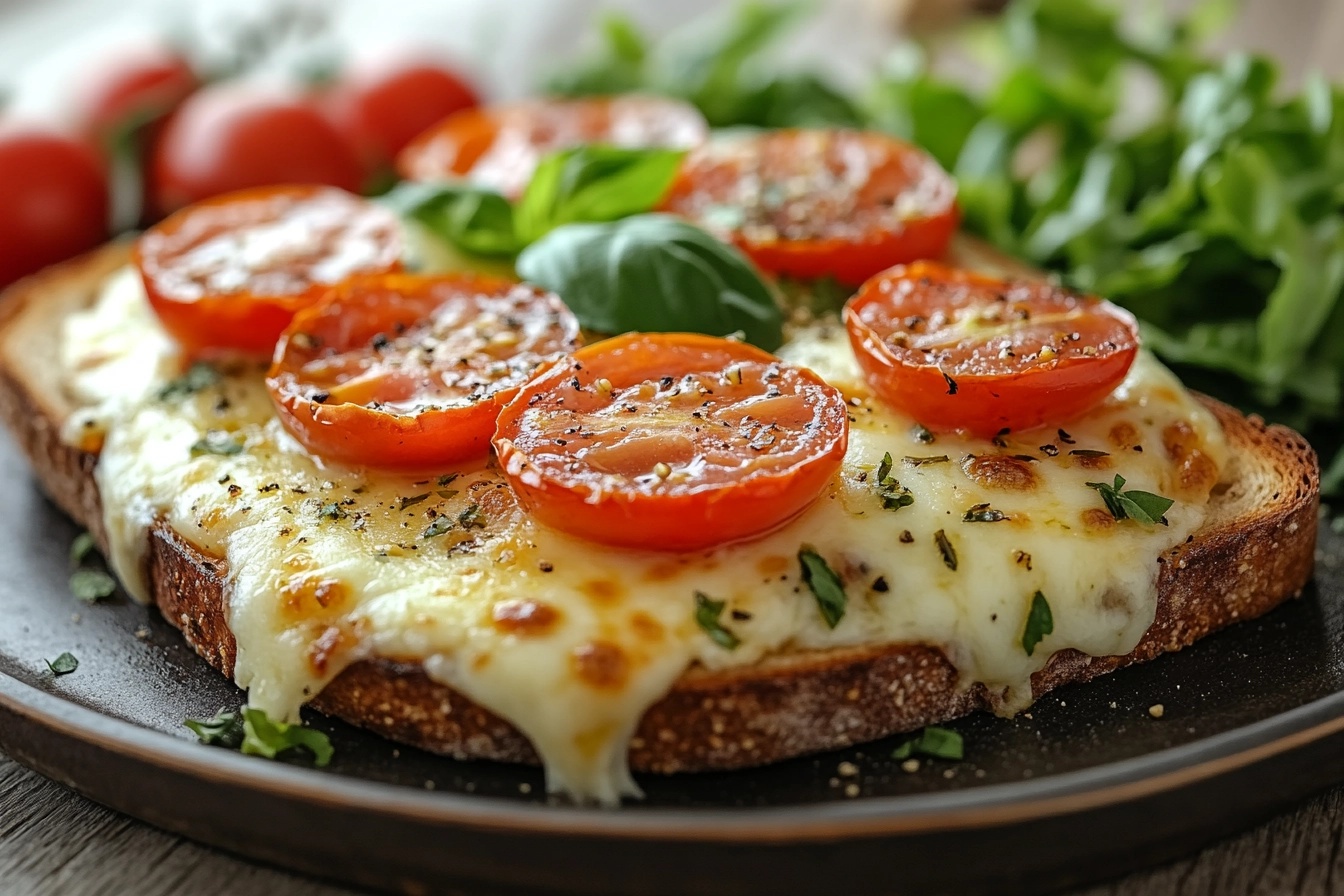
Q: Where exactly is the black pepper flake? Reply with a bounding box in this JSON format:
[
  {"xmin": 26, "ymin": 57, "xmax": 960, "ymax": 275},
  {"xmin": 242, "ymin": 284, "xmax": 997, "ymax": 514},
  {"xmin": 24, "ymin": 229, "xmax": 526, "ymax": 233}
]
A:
[
  {"xmin": 1041, "ymin": 444, "xmax": 1060, "ymax": 457},
  {"xmin": 539, "ymin": 561, "xmax": 554, "ymax": 573},
  {"xmin": 371, "ymin": 333, "xmax": 390, "ymax": 350},
  {"xmin": 872, "ymin": 576, "xmax": 889, "ymax": 593},
  {"xmin": 1014, "ymin": 550, "xmax": 1033, "ymax": 570},
  {"xmin": 311, "ymin": 391, "xmax": 330, "ymax": 404},
  {"xmin": 911, "ymin": 423, "xmax": 936, "ymax": 444},
  {"xmin": 227, "ymin": 484, "xmax": 242, "ymax": 497},
  {"xmin": 940, "ymin": 369, "xmax": 958, "ymax": 395},
  {"xmin": 1069, "ymin": 449, "xmax": 1111, "ymax": 458},
  {"xmin": 1058, "ymin": 428, "xmax": 1075, "ymax": 444},
  {"xmin": 899, "ymin": 530, "xmax": 914, "ymax": 544},
  {"xmin": 934, "ymin": 529, "xmax": 958, "ymax": 570}
]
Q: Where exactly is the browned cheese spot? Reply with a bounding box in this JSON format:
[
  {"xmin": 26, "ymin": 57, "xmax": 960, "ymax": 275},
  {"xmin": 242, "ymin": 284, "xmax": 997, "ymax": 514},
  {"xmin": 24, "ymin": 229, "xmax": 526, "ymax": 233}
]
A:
[
  {"xmin": 491, "ymin": 599, "xmax": 561, "ymax": 636},
  {"xmin": 580, "ymin": 578, "xmax": 625, "ymax": 605},
  {"xmin": 629, "ymin": 611, "xmax": 665, "ymax": 642},
  {"xmin": 1163, "ymin": 420, "xmax": 1219, "ymax": 497},
  {"xmin": 756, "ymin": 555, "xmax": 791, "ymax": 578},
  {"xmin": 1081, "ymin": 507, "xmax": 1117, "ymax": 531},
  {"xmin": 306, "ymin": 623, "xmax": 354, "ymax": 676},
  {"xmin": 1108, "ymin": 421, "xmax": 1142, "ymax": 451},
  {"xmin": 571, "ymin": 641, "xmax": 631, "ymax": 690},
  {"xmin": 962, "ymin": 455, "xmax": 1039, "ymax": 491},
  {"xmin": 280, "ymin": 573, "xmax": 349, "ymax": 620}
]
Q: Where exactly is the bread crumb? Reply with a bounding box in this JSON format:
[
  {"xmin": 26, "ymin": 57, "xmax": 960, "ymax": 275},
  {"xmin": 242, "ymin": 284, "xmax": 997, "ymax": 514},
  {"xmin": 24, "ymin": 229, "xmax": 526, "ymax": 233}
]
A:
[
  {"xmin": 942, "ymin": 768, "xmax": 955, "ymax": 779},
  {"xmin": 828, "ymin": 777, "xmax": 840, "ymax": 787},
  {"xmin": 424, "ymin": 780, "xmax": 436, "ymax": 790},
  {"xmin": 1148, "ymin": 703, "xmax": 1165, "ymax": 719},
  {"xmin": 391, "ymin": 749, "xmax": 400, "ymax": 758},
  {"xmin": 520, "ymin": 782, "xmax": 532, "ymax": 794},
  {"xmin": 844, "ymin": 783, "xmax": 860, "ymax": 798},
  {"xmin": 837, "ymin": 761, "xmax": 859, "ymax": 777},
  {"xmin": 974, "ymin": 768, "xmax": 986, "ymax": 778},
  {"xmin": 1109, "ymin": 701, "xmax": 1117, "ymax": 709},
  {"xmin": 134, "ymin": 626, "xmax": 151, "ymax": 640},
  {"xmin": 901, "ymin": 759, "xmax": 920, "ymax": 773}
]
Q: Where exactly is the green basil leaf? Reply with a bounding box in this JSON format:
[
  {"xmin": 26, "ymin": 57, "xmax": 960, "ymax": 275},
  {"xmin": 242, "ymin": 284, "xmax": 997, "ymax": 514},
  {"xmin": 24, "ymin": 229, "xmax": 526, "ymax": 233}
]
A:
[
  {"xmin": 240, "ymin": 707, "xmax": 334, "ymax": 767},
  {"xmin": 693, "ymin": 591, "xmax": 741, "ymax": 650},
  {"xmin": 516, "ymin": 214, "xmax": 783, "ymax": 350},
  {"xmin": 382, "ymin": 181, "xmax": 521, "ymax": 257},
  {"xmin": 45, "ymin": 652, "xmax": 79, "ymax": 676},
  {"xmin": 1086, "ymin": 474, "xmax": 1174, "ymax": 526},
  {"xmin": 185, "ymin": 709, "xmax": 246, "ymax": 749},
  {"xmin": 1021, "ymin": 590, "xmax": 1054, "ymax": 657},
  {"xmin": 157, "ymin": 362, "xmax": 220, "ymax": 401},
  {"xmin": 892, "ymin": 726, "xmax": 964, "ymax": 761},
  {"xmin": 190, "ymin": 431, "xmax": 244, "ymax": 457},
  {"xmin": 70, "ymin": 569, "xmax": 117, "ymax": 603},
  {"xmin": 798, "ymin": 546, "xmax": 846, "ymax": 628},
  {"xmin": 515, "ymin": 146, "xmax": 686, "ymax": 243},
  {"xmin": 69, "ymin": 532, "xmax": 97, "ymax": 566}
]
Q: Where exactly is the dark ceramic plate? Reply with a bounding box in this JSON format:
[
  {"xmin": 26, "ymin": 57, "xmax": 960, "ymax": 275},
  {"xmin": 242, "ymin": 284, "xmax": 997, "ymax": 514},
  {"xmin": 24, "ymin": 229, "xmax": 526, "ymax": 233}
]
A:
[{"xmin": 1, "ymin": 431, "xmax": 1343, "ymax": 896}]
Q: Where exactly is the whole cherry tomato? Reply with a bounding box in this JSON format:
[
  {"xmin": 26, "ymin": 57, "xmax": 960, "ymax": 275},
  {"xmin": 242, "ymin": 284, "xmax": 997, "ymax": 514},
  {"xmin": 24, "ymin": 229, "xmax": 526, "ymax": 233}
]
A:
[
  {"xmin": 147, "ymin": 84, "xmax": 362, "ymax": 217},
  {"xmin": 0, "ymin": 126, "xmax": 109, "ymax": 290},
  {"xmin": 71, "ymin": 43, "xmax": 198, "ymax": 148}
]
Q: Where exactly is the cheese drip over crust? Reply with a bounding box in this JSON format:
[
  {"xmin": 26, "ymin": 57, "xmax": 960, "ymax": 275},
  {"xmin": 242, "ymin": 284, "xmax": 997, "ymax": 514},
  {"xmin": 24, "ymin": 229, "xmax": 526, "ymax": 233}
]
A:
[{"xmin": 60, "ymin": 267, "xmax": 1228, "ymax": 804}]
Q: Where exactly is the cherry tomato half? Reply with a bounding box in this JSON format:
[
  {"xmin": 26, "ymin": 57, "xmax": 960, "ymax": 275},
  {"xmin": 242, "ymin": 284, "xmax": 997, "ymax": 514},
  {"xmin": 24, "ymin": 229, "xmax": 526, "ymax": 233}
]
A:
[
  {"xmin": 72, "ymin": 43, "xmax": 198, "ymax": 148},
  {"xmin": 147, "ymin": 84, "xmax": 362, "ymax": 217},
  {"xmin": 269, "ymin": 273, "xmax": 580, "ymax": 472},
  {"xmin": 396, "ymin": 95, "xmax": 708, "ymax": 199},
  {"xmin": 134, "ymin": 185, "xmax": 402, "ymax": 357},
  {"xmin": 322, "ymin": 52, "xmax": 480, "ymax": 179},
  {"xmin": 493, "ymin": 333, "xmax": 848, "ymax": 552},
  {"xmin": 0, "ymin": 126, "xmax": 109, "ymax": 290},
  {"xmin": 661, "ymin": 129, "xmax": 958, "ymax": 286},
  {"xmin": 843, "ymin": 261, "xmax": 1140, "ymax": 437}
]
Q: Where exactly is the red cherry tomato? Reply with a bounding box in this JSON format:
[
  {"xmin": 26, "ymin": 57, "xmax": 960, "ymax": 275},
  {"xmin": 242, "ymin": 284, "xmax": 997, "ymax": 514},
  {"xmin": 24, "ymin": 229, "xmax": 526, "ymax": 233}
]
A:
[
  {"xmin": 396, "ymin": 95, "xmax": 707, "ymax": 199},
  {"xmin": 843, "ymin": 261, "xmax": 1140, "ymax": 437},
  {"xmin": 268, "ymin": 273, "xmax": 581, "ymax": 471},
  {"xmin": 493, "ymin": 333, "xmax": 848, "ymax": 551},
  {"xmin": 0, "ymin": 126, "xmax": 109, "ymax": 290},
  {"xmin": 134, "ymin": 185, "xmax": 402, "ymax": 357},
  {"xmin": 322, "ymin": 52, "xmax": 480, "ymax": 178},
  {"xmin": 662, "ymin": 129, "xmax": 959, "ymax": 286},
  {"xmin": 147, "ymin": 84, "xmax": 362, "ymax": 217},
  {"xmin": 72, "ymin": 44, "xmax": 198, "ymax": 147}
]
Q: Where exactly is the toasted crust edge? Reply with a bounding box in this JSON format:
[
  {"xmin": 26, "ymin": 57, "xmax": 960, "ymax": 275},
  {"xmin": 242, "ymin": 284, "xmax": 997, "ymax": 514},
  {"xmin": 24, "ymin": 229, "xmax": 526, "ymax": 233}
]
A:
[{"xmin": 0, "ymin": 245, "xmax": 1320, "ymax": 774}]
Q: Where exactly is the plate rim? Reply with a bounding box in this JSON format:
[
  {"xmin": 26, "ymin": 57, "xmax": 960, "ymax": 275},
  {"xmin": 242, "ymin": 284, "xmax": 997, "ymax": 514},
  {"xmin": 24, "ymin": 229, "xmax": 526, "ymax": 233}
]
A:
[{"xmin": 4, "ymin": 657, "xmax": 1344, "ymax": 843}]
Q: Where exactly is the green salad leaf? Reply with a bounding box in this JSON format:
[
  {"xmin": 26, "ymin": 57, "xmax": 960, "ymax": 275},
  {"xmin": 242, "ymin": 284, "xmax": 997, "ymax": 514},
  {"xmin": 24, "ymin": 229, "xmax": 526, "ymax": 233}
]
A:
[{"xmin": 516, "ymin": 214, "xmax": 784, "ymax": 350}]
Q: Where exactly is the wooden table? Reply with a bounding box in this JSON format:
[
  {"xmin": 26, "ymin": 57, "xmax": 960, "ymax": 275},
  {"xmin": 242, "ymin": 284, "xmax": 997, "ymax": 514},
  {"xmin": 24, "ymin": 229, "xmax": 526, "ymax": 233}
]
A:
[{"xmin": 2, "ymin": 748, "xmax": 1341, "ymax": 895}]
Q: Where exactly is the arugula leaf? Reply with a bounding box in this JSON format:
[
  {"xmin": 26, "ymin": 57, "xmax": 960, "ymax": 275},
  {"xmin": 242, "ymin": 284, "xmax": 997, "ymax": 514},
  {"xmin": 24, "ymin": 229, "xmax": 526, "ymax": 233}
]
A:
[
  {"xmin": 45, "ymin": 652, "xmax": 78, "ymax": 676},
  {"xmin": 70, "ymin": 569, "xmax": 117, "ymax": 603},
  {"xmin": 240, "ymin": 707, "xmax": 334, "ymax": 767},
  {"xmin": 382, "ymin": 181, "xmax": 521, "ymax": 257},
  {"xmin": 797, "ymin": 546, "xmax": 846, "ymax": 628},
  {"xmin": 185, "ymin": 709, "xmax": 246, "ymax": 749},
  {"xmin": 517, "ymin": 215, "xmax": 783, "ymax": 351},
  {"xmin": 694, "ymin": 591, "xmax": 741, "ymax": 650},
  {"xmin": 1086, "ymin": 474, "xmax": 1175, "ymax": 525},
  {"xmin": 515, "ymin": 146, "xmax": 686, "ymax": 243},
  {"xmin": 892, "ymin": 726, "xmax": 964, "ymax": 761},
  {"xmin": 1021, "ymin": 590, "xmax": 1054, "ymax": 657}
]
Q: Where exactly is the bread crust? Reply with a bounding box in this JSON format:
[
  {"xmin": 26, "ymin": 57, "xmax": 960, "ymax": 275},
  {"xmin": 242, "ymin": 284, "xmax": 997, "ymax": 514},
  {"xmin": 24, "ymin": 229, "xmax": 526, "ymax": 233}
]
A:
[{"xmin": 0, "ymin": 245, "xmax": 1320, "ymax": 773}]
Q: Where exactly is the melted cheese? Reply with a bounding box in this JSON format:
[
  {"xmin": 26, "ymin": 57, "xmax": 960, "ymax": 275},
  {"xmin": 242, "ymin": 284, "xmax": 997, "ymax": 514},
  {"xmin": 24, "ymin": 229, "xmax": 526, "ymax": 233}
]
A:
[{"xmin": 62, "ymin": 269, "xmax": 1228, "ymax": 804}]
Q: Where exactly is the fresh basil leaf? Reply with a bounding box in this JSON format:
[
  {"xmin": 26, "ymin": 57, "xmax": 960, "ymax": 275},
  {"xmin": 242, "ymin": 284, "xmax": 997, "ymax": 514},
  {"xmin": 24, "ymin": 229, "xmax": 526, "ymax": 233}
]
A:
[
  {"xmin": 892, "ymin": 726, "xmax": 964, "ymax": 761},
  {"xmin": 546, "ymin": 12, "xmax": 649, "ymax": 97},
  {"xmin": 515, "ymin": 146, "xmax": 686, "ymax": 243},
  {"xmin": 190, "ymin": 431, "xmax": 244, "ymax": 457},
  {"xmin": 798, "ymin": 546, "xmax": 846, "ymax": 629},
  {"xmin": 185, "ymin": 709, "xmax": 246, "ymax": 749},
  {"xmin": 1086, "ymin": 474, "xmax": 1175, "ymax": 525},
  {"xmin": 1021, "ymin": 590, "xmax": 1054, "ymax": 657},
  {"xmin": 694, "ymin": 591, "xmax": 741, "ymax": 650},
  {"xmin": 70, "ymin": 569, "xmax": 117, "ymax": 603},
  {"xmin": 69, "ymin": 532, "xmax": 97, "ymax": 566},
  {"xmin": 517, "ymin": 214, "xmax": 783, "ymax": 350},
  {"xmin": 45, "ymin": 652, "xmax": 79, "ymax": 676},
  {"xmin": 157, "ymin": 362, "xmax": 220, "ymax": 401},
  {"xmin": 240, "ymin": 707, "xmax": 334, "ymax": 767},
  {"xmin": 382, "ymin": 181, "xmax": 521, "ymax": 257}
]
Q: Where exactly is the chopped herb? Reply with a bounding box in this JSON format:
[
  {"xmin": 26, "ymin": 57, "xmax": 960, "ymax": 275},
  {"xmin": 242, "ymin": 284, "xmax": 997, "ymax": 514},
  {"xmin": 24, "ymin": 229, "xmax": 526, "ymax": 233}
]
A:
[
  {"xmin": 798, "ymin": 546, "xmax": 846, "ymax": 628},
  {"xmin": 318, "ymin": 503, "xmax": 347, "ymax": 521},
  {"xmin": 694, "ymin": 591, "xmax": 740, "ymax": 650},
  {"xmin": 992, "ymin": 428, "xmax": 1010, "ymax": 448},
  {"xmin": 437, "ymin": 473, "xmax": 460, "ymax": 487},
  {"xmin": 1086, "ymin": 475, "xmax": 1175, "ymax": 526},
  {"xmin": 239, "ymin": 707, "xmax": 334, "ymax": 767},
  {"xmin": 69, "ymin": 532, "xmax": 96, "ymax": 566},
  {"xmin": 1041, "ymin": 444, "xmax": 1060, "ymax": 457},
  {"xmin": 903, "ymin": 454, "xmax": 950, "ymax": 466},
  {"xmin": 422, "ymin": 515, "xmax": 454, "ymax": 539},
  {"xmin": 397, "ymin": 493, "xmax": 430, "ymax": 511},
  {"xmin": 1069, "ymin": 449, "xmax": 1111, "ymax": 458},
  {"xmin": 934, "ymin": 529, "xmax": 957, "ymax": 570},
  {"xmin": 911, "ymin": 423, "xmax": 935, "ymax": 444},
  {"xmin": 458, "ymin": 503, "xmax": 486, "ymax": 530},
  {"xmin": 1057, "ymin": 429, "xmax": 1076, "ymax": 445},
  {"xmin": 1021, "ymin": 590, "xmax": 1054, "ymax": 657},
  {"xmin": 45, "ymin": 652, "xmax": 79, "ymax": 676},
  {"xmin": 185, "ymin": 708, "xmax": 246, "ymax": 748},
  {"xmin": 1014, "ymin": 550, "xmax": 1033, "ymax": 570},
  {"xmin": 873, "ymin": 452, "xmax": 914, "ymax": 511},
  {"xmin": 940, "ymin": 369, "xmax": 958, "ymax": 395},
  {"xmin": 156, "ymin": 362, "xmax": 219, "ymax": 401},
  {"xmin": 435, "ymin": 489, "xmax": 459, "ymax": 500},
  {"xmin": 190, "ymin": 430, "xmax": 244, "ymax": 457},
  {"xmin": 892, "ymin": 726, "xmax": 964, "ymax": 761},
  {"xmin": 69, "ymin": 569, "xmax": 117, "ymax": 602},
  {"xmin": 876, "ymin": 452, "xmax": 893, "ymax": 483},
  {"xmin": 962, "ymin": 504, "xmax": 1007, "ymax": 523}
]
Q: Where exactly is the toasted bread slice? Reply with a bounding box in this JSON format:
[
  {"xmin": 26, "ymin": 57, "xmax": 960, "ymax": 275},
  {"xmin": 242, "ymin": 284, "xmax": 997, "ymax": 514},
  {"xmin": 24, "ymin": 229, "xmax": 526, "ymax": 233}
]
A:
[{"xmin": 0, "ymin": 242, "xmax": 1320, "ymax": 773}]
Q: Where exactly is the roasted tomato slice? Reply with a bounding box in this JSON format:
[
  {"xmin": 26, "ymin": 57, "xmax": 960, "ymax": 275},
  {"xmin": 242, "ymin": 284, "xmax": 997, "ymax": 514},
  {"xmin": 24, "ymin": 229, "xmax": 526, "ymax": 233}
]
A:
[
  {"xmin": 844, "ymin": 261, "xmax": 1140, "ymax": 437},
  {"xmin": 268, "ymin": 273, "xmax": 581, "ymax": 471},
  {"xmin": 135, "ymin": 185, "xmax": 402, "ymax": 357},
  {"xmin": 661, "ymin": 129, "xmax": 958, "ymax": 286},
  {"xmin": 396, "ymin": 95, "xmax": 708, "ymax": 198},
  {"xmin": 493, "ymin": 333, "xmax": 848, "ymax": 551}
]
